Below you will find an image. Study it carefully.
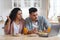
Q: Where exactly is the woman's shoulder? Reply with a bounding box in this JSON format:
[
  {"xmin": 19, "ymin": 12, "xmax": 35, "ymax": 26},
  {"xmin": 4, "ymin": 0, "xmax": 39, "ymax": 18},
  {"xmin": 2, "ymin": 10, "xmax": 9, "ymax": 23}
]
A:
[{"xmin": 20, "ymin": 18, "xmax": 25, "ymax": 24}]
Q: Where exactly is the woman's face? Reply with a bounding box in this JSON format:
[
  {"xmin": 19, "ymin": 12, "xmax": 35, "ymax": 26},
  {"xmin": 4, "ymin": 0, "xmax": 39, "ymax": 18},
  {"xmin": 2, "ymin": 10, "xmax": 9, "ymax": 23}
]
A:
[{"xmin": 16, "ymin": 10, "xmax": 22, "ymax": 20}]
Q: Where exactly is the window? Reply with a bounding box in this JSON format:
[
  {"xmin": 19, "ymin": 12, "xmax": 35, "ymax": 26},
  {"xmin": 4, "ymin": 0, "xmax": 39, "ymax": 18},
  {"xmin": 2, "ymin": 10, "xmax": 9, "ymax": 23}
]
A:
[
  {"xmin": 12, "ymin": 0, "xmax": 41, "ymax": 19},
  {"xmin": 48, "ymin": 0, "xmax": 60, "ymax": 23}
]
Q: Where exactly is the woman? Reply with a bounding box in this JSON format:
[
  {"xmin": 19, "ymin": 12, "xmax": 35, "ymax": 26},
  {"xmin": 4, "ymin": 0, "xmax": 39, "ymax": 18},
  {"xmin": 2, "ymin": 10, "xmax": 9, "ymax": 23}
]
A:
[{"xmin": 4, "ymin": 8, "xmax": 25, "ymax": 35}]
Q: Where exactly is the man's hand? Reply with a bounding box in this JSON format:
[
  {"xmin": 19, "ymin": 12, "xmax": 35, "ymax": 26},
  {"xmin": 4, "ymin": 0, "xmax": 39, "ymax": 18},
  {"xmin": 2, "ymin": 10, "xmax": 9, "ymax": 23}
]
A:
[
  {"xmin": 43, "ymin": 30, "xmax": 48, "ymax": 33},
  {"xmin": 44, "ymin": 27, "xmax": 51, "ymax": 33},
  {"xmin": 28, "ymin": 28, "xmax": 38, "ymax": 34},
  {"xmin": 32, "ymin": 28, "xmax": 38, "ymax": 34}
]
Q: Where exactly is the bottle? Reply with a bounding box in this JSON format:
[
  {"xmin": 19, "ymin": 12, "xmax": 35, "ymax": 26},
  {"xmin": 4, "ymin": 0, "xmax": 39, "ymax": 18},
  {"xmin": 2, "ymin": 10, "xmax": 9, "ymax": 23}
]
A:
[
  {"xmin": 23, "ymin": 27, "xmax": 28, "ymax": 35},
  {"xmin": 47, "ymin": 27, "xmax": 51, "ymax": 33}
]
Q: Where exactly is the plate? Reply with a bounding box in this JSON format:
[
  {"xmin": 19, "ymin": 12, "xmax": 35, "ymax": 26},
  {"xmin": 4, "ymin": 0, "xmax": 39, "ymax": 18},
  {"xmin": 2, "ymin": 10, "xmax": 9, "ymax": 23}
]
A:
[{"xmin": 28, "ymin": 34, "xmax": 38, "ymax": 37}]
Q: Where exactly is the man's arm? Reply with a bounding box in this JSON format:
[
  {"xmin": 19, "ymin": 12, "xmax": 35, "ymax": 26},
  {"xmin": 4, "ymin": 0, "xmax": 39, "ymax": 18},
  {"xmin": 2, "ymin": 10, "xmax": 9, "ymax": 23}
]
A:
[
  {"xmin": 25, "ymin": 18, "xmax": 37, "ymax": 34},
  {"xmin": 42, "ymin": 16, "xmax": 51, "ymax": 33}
]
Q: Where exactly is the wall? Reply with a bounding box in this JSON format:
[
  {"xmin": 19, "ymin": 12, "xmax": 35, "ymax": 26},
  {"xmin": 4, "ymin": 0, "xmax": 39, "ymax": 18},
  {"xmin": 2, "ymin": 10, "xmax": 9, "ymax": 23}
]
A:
[
  {"xmin": 40, "ymin": 0, "xmax": 49, "ymax": 18},
  {"xmin": 0, "ymin": 0, "xmax": 12, "ymax": 21}
]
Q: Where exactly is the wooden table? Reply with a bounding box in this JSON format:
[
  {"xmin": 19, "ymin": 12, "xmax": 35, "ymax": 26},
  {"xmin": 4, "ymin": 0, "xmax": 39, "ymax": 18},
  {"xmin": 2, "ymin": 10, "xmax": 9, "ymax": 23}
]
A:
[{"xmin": 0, "ymin": 34, "xmax": 60, "ymax": 40}]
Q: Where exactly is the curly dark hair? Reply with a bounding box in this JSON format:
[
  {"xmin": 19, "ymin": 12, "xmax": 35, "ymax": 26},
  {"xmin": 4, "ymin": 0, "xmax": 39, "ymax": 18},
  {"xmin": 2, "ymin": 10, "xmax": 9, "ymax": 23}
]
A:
[{"xmin": 5, "ymin": 8, "xmax": 22, "ymax": 25}]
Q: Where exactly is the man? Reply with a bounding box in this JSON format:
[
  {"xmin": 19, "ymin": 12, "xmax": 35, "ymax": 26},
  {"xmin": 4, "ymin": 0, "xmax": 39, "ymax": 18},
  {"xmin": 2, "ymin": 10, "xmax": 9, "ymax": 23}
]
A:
[{"xmin": 25, "ymin": 7, "xmax": 51, "ymax": 34}]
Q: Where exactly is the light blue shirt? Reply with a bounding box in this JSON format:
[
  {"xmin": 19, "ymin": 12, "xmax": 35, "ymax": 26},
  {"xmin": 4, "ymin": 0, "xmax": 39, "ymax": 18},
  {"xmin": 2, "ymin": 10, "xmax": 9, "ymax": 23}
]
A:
[{"xmin": 25, "ymin": 16, "xmax": 51, "ymax": 31}]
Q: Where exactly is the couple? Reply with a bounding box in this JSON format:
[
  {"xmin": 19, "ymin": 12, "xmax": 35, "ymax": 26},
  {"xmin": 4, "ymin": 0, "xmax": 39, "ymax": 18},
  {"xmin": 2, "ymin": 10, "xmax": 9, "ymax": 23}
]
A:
[{"xmin": 4, "ymin": 7, "xmax": 51, "ymax": 35}]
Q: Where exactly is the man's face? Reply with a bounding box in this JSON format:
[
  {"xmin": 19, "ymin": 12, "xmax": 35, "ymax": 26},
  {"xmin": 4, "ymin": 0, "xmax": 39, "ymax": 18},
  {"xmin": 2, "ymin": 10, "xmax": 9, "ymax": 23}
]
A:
[{"xmin": 30, "ymin": 12, "xmax": 38, "ymax": 21}]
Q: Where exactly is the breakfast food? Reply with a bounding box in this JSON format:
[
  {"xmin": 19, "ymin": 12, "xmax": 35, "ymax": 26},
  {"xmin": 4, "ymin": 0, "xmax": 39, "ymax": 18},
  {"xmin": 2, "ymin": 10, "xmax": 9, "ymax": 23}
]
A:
[{"xmin": 38, "ymin": 32, "xmax": 48, "ymax": 37}]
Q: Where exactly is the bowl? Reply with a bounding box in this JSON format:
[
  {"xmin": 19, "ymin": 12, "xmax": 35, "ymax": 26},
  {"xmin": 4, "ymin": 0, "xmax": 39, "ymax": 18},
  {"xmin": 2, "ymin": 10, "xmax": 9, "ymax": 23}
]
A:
[{"xmin": 38, "ymin": 32, "xmax": 48, "ymax": 37}]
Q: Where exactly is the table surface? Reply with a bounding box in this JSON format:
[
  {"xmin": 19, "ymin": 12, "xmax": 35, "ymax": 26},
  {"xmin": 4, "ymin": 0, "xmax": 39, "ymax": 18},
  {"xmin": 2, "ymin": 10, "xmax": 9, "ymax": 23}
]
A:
[
  {"xmin": 0, "ymin": 23, "xmax": 60, "ymax": 40},
  {"xmin": 0, "ymin": 34, "xmax": 60, "ymax": 40}
]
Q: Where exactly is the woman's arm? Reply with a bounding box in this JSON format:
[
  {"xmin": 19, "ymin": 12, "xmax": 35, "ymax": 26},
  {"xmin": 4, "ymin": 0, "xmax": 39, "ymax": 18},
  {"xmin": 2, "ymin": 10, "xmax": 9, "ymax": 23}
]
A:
[
  {"xmin": 4, "ymin": 21, "xmax": 11, "ymax": 34},
  {"xmin": 4, "ymin": 16, "xmax": 11, "ymax": 34}
]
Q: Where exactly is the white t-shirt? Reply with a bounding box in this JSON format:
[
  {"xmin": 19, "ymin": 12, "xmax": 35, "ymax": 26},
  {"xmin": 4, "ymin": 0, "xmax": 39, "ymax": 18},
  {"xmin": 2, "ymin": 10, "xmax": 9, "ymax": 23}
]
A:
[
  {"xmin": 13, "ymin": 22, "xmax": 20, "ymax": 35},
  {"xmin": 32, "ymin": 22, "xmax": 38, "ymax": 29}
]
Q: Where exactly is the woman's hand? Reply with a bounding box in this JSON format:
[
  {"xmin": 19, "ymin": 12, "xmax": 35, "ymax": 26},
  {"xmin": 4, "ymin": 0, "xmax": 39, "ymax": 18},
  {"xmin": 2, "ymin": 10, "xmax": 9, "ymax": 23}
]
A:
[{"xmin": 7, "ymin": 16, "xmax": 11, "ymax": 22}]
